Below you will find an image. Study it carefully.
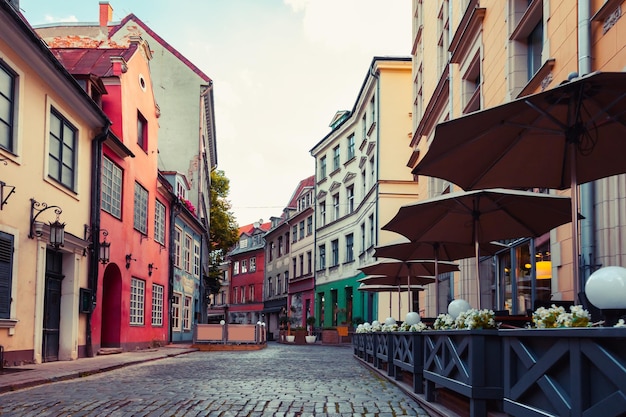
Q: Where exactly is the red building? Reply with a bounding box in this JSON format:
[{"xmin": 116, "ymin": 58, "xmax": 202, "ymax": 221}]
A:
[
  {"xmin": 228, "ymin": 221, "xmax": 270, "ymax": 324},
  {"xmin": 52, "ymin": 38, "xmax": 170, "ymax": 351}
]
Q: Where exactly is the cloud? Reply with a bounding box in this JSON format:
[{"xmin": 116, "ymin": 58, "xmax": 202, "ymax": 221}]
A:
[{"xmin": 43, "ymin": 14, "xmax": 79, "ymax": 23}]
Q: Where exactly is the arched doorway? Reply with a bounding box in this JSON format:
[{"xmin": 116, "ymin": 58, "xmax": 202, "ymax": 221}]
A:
[{"xmin": 101, "ymin": 263, "xmax": 122, "ymax": 347}]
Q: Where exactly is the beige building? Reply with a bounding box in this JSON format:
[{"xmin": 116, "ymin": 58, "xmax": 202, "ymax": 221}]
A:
[
  {"xmin": 0, "ymin": 2, "xmax": 109, "ymax": 364},
  {"xmin": 409, "ymin": 0, "xmax": 626, "ymax": 316},
  {"xmin": 310, "ymin": 57, "xmax": 418, "ymax": 325}
]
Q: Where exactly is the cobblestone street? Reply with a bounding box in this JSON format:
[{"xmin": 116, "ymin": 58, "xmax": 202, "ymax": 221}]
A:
[{"xmin": 0, "ymin": 343, "xmax": 430, "ymax": 416}]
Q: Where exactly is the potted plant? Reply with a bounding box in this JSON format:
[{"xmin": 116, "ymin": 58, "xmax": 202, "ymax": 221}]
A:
[
  {"xmin": 305, "ymin": 316, "xmax": 317, "ymax": 343},
  {"xmin": 279, "ymin": 315, "xmax": 291, "ymax": 342}
]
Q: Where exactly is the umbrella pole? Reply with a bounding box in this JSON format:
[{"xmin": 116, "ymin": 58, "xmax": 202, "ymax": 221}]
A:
[
  {"xmin": 475, "ymin": 237, "xmax": 481, "ymax": 309},
  {"xmin": 407, "ymin": 274, "xmax": 412, "ymax": 312},
  {"xmin": 398, "ymin": 286, "xmax": 401, "ymax": 320},
  {"xmin": 571, "ymin": 144, "xmax": 581, "ymax": 300},
  {"xmin": 433, "ymin": 243, "xmax": 440, "ymax": 316}
]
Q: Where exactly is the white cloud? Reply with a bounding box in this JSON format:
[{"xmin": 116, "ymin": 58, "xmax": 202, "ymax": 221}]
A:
[{"xmin": 44, "ymin": 14, "xmax": 79, "ymax": 23}]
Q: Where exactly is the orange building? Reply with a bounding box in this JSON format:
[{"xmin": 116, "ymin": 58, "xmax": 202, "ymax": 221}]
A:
[{"xmin": 52, "ymin": 38, "xmax": 170, "ymax": 351}]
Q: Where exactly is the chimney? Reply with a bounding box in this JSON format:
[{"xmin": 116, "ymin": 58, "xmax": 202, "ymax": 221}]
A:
[{"xmin": 99, "ymin": 1, "xmax": 113, "ymax": 27}]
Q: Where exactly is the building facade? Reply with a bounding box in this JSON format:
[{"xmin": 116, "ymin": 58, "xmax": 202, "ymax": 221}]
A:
[
  {"xmin": 409, "ymin": 0, "xmax": 626, "ymax": 315},
  {"xmin": 0, "ymin": 1, "xmax": 110, "ymax": 364},
  {"xmin": 162, "ymin": 172, "xmax": 206, "ymax": 343},
  {"xmin": 284, "ymin": 176, "xmax": 316, "ymax": 328},
  {"xmin": 263, "ymin": 216, "xmax": 290, "ymax": 340},
  {"xmin": 227, "ymin": 222, "xmax": 270, "ymax": 324},
  {"xmin": 310, "ymin": 57, "xmax": 417, "ymax": 326},
  {"xmin": 34, "ymin": 1, "xmax": 217, "ymax": 323}
]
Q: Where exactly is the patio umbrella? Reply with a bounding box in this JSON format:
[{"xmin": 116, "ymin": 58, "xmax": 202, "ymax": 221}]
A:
[
  {"xmin": 411, "ymin": 71, "xmax": 626, "ymax": 295},
  {"xmin": 357, "ymin": 284, "xmax": 424, "ymax": 318},
  {"xmin": 382, "ymin": 188, "xmax": 575, "ymax": 308},
  {"xmin": 358, "ymin": 259, "xmax": 458, "ymax": 312},
  {"xmin": 374, "ymin": 239, "xmax": 507, "ymax": 314}
]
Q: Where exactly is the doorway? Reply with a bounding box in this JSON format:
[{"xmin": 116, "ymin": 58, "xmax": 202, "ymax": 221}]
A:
[
  {"xmin": 42, "ymin": 249, "xmax": 63, "ymax": 362},
  {"xmin": 100, "ymin": 264, "xmax": 122, "ymax": 347}
]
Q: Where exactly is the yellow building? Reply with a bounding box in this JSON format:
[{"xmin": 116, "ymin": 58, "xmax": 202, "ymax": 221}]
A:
[
  {"xmin": 409, "ymin": 0, "xmax": 626, "ymax": 316},
  {"xmin": 0, "ymin": 2, "xmax": 109, "ymax": 364}
]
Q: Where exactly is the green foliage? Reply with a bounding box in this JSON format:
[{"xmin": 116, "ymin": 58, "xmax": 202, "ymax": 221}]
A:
[{"xmin": 206, "ymin": 170, "xmax": 239, "ymax": 294}]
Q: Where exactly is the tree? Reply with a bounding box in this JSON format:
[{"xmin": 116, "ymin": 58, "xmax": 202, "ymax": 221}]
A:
[{"xmin": 206, "ymin": 170, "xmax": 239, "ymax": 299}]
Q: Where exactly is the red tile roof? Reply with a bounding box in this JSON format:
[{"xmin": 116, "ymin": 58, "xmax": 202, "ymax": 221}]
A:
[{"xmin": 50, "ymin": 44, "xmax": 137, "ymax": 77}]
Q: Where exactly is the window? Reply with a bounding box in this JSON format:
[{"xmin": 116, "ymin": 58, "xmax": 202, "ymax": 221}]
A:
[
  {"xmin": 241, "ymin": 259, "xmax": 248, "ymax": 274},
  {"xmin": 333, "ymin": 194, "xmax": 340, "ymax": 220},
  {"xmin": 183, "ymin": 296, "xmax": 192, "ymax": 330},
  {"xmin": 0, "ymin": 232, "xmax": 14, "ymax": 319},
  {"xmin": 268, "ymin": 277, "xmax": 273, "ymax": 297},
  {"xmin": 306, "ymin": 251, "xmax": 312, "ymax": 274},
  {"xmin": 299, "ymin": 220, "xmax": 305, "ymax": 240},
  {"xmin": 370, "ymin": 158, "xmax": 375, "ymax": 183},
  {"xmin": 368, "ymin": 214, "xmax": 375, "ymax": 247},
  {"xmin": 370, "ymin": 95, "xmax": 375, "ymax": 125},
  {"xmin": 307, "ymin": 216, "xmax": 313, "ymax": 235},
  {"xmin": 171, "ymin": 293, "xmax": 181, "ymax": 330},
  {"xmin": 233, "ymin": 260, "xmax": 239, "ymax": 275},
  {"xmin": 347, "ymin": 186, "xmax": 354, "ymax": 213},
  {"xmin": 299, "ymin": 254, "xmax": 304, "ymax": 277},
  {"xmin": 0, "ymin": 62, "xmax": 16, "ymax": 152},
  {"xmin": 437, "ymin": 0, "xmax": 450, "ymax": 74},
  {"xmin": 284, "ymin": 271, "xmax": 289, "ymax": 288},
  {"xmin": 269, "ymin": 241, "xmax": 275, "ymax": 262},
  {"xmin": 154, "ymin": 200, "xmax": 166, "ymax": 244},
  {"xmin": 277, "ymin": 275, "xmax": 282, "ymax": 295},
  {"xmin": 48, "ymin": 109, "xmax": 77, "ymax": 190},
  {"xmin": 134, "ymin": 182, "xmax": 148, "ymax": 234},
  {"xmin": 320, "ymin": 156, "xmax": 327, "ymax": 178},
  {"xmin": 137, "ymin": 111, "xmax": 147, "ymax": 150},
  {"xmin": 360, "ymin": 223, "xmax": 366, "ymax": 253},
  {"xmin": 232, "ymin": 287, "xmax": 238, "ymax": 303},
  {"xmin": 320, "ymin": 200, "xmax": 326, "ymax": 226},
  {"xmin": 285, "ymin": 233, "xmax": 290, "ymax": 253},
  {"xmin": 292, "ymin": 225, "xmax": 298, "ymax": 242},
  {"xmin": 333, "ymin": 145, "xmax": 340, "ymax": 170},
  {"xmin": 249, "ymin": 284, "xmax": 255, "ymax": 301},
  {"xmin": 250, "ymin": 256, "xmax": 256, "ymax": 272},
  {"xmin": 278, "ymin": 236, "xmax": 283, "ymax": 256},
  {"xmin": 319, "ymin": 244, "xmax": 326, "ymax": 270},
  {"xmin": 174, "ymin": 227, "xmax": 182, "ymax": 268},
  {"xmin": 292, "ymin": 257, "xmax": 297, "ymax": 277},
  {"xmin": 152, "ymin": 284, "xmax": 164, "ymax": 326},
  {"xmin": 331, "ymin": 239, "xmax": 339, "ymax": 267},
  {"xmin": 362, "ymin": 114, "xmax": 367, "ymax": 139},
  {"xmin": 347, "ymin": 134, "xmax": 355, "ymax": 160},
  {"xmin": 193, "ymin": 241, "xmax": 200, "ymax": 277},
  {"xmin": 130, "ymin": 278, "xmax": 145, "ymax": 325},
  {"xmin": 361, "ymin": 169, "xmax": 367, "ymax": 196},
  {"xmin": 102, "ymin": 157, "xmax": 122, "ymax": 218},
  {"xmin": 240, "ymin": 286, "xmax": 245, "ymax": 303},
  {"xmin": 527, "ymin": 22, "xmax": 543, "ymax": 79},
  {"xmin": 346, "ymin": 233, "xmax": 354, "ymax": 262}
]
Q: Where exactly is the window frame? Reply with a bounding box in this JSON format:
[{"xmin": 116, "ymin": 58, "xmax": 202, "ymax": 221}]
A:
[
  {"xmin": 48, "ymin": 108, "xmax": 77, "ymax": 190},
  {"xmin": 133, "ymin": 182, "xmax": 149, "ymax": 234},
  {"xmin": 130, "ymin": 277, "xmax": 145, "ymax": 326},
  {"xmin": 154, "ymin": 199, "xmax": 166, "ymax": 245},
  {"xmin": 0, "ymin": 61, "xmax": 16, "ymax": 153},
  {"xmin": 102, "ymin": 156, "xmax": 123, "ymax": 219},
  {"xmin": 151, "ymin": 284, "xmax": 164, "ymax": 326},
  {"xmin": 171, "ymin": 293, "xmax": 181, "ymax": 331}
]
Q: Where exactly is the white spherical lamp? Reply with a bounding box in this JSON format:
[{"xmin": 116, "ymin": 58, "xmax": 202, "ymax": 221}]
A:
[
  {"xmin": 448, "ymin": 299, "xmax": 471, "ymax": 319},
  {"xmin": 371, "ymin": 320, "xmax": 379, "ymax": 327},
  {"xmin": 585, "ymin": 266, "xmax": 626, "ymax": 309},
  {"xmin": 384, "ymin": 317, "xmax": 397, "ymax": 325},
  {"xmin": 404, "ymin": 312, "xmax": 421, "ymax": 325}
]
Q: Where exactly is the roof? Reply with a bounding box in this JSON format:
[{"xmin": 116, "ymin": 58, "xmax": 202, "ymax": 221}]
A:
[
  {"xmin": 50, "ymin": 45, "xmax": 137, "ymax": 77},
  {"xmin": 109, "ymin": 14, "xmax": 212, "ymax": 83},
  {"xmin": 285, "ymin": 175, "xmax": 315, "ymax": 210}
]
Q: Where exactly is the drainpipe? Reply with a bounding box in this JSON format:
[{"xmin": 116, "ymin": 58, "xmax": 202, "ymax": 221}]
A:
[
  {"xmin": 578, "ymin": 0, "xmax": 595, "ymax": 291},
  {"xmin": 86, "ymin": 122, "xmax": 111, "ymax": 358}
]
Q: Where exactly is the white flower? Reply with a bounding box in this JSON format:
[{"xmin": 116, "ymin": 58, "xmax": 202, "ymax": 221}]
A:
[
  {"xmin": 533, "ymin": 304, "xmax": 590, "ymax": 328},
  {"xmin": 433, "ymin": 313, "xmax": 455, "ymax": 330},
  {"xmin": 614, "ymin": 319, "xmax": 626, "ymax": 328}
]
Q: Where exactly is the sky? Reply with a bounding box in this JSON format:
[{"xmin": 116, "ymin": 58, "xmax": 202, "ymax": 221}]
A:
[{"xmin": 20, "ymin": 0, "xmax": 412, "ymax": 227}]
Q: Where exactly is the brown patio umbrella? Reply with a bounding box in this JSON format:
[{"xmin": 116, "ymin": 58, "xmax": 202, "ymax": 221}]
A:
[
  {"xmin": 411, "ymin": 71, "xmax": 626, "ymax": 295},
  {"xmin": 374, "ymin": 239, "xmax": 507, "ymax": 314},
  {"xmin": 357, "ymin": 284, "xmax": 424, "ymax": 318},
  {"xmin": 358, "ymin": 259, "xmax": 458, "ymax": 312},
  {"xmin": 382, "ymin": 188, "xmax": 574, "ymax": 308}
]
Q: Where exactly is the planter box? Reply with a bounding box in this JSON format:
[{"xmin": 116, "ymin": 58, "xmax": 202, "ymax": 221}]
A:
[
  {"xmin": 423, "ymin": 330, "xmax": 503, "ymax": 417},
  {"xmin": 392, "ymin": 332, "xmax": 425, "ymax": 394},
  {"xmin": 322, "ymin": 329, "xmax": 339, "ymax": 344},
  {"xmin": 501, "ymin": 327, "xmax": 626, "ymax": 417},
  {"xmin": 293, "ymin": 329, "xmax": 307, "ymax": 345}
]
